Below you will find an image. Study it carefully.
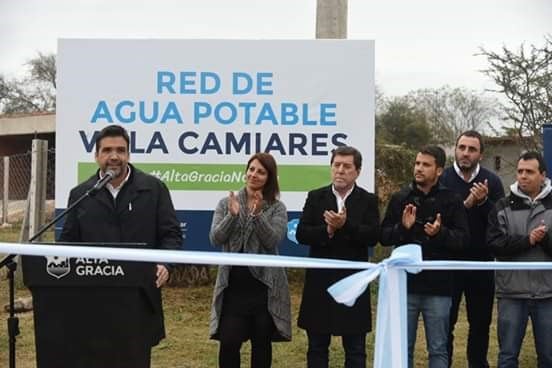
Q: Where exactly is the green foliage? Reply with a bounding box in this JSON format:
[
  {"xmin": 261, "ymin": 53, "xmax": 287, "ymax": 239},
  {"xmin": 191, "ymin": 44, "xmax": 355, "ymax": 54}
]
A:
[
  {"xmin": 375, "ymin": 144, "xmax": 416, "ymax": 186},
  {"xmin": 374, "ymin": 97, "xmax": 422, "ymax": 208},
  {"xmin": 376, "ymin": 97, "xmax": 432, "ymax": 148}
]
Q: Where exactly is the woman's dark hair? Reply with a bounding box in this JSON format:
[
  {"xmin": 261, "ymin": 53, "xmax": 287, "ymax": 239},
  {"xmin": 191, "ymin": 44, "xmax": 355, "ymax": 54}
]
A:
[{"xmin": 246, "ymin": 152, "xmax": 280, "ymax": 203}]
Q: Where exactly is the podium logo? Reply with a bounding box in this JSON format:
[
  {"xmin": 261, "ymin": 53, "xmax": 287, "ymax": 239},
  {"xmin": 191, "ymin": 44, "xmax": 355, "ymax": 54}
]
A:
[{"xmin": 46, "ymin": 256, "xmax": 71, "ymax": 279}]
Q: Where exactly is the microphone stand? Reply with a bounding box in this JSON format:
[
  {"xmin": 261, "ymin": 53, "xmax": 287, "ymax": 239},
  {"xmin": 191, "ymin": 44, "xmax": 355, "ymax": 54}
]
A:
[
  {"xmin": 0, "ymin": 257, "xmax": 18, "ymax": 368},
  {"xmin": 0, "ymin": 180, "xmax": 108, "ymax": 368}
]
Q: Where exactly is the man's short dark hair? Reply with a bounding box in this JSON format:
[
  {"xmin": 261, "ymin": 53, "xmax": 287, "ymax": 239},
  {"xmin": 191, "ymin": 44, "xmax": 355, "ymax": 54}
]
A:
[
  {"xmin": 330, "ymin": 146, "xmax": 362, "ymax": 170},
  {"xmin": 419, "ymin": 145, "xmax": 446, "ymax": 168},
  {"xmin": 456, "ymin": 130, "xmax": 484, "ymax": 153},
  {"xmin": 95, "ymin": 125, "xmax": 130, "ymax": 153},
  {"xmin": 519, "ymin": 151, "xmax": 547, "ymax": 173}
]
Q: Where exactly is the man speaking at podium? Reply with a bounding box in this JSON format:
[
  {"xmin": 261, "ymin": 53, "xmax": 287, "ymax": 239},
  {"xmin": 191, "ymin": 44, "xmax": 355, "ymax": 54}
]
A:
[{"xmin": 58, "ymin": 124, "xmax": 182, "ymax": 368}]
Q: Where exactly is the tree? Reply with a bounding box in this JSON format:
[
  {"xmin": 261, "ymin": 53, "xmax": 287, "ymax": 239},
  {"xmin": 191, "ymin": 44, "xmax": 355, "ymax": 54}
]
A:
[
  {"xmin": 479, "ymin": 36, "xmax": 552, "ymax": 149},
  {"xmin": 375, "ymin": 97, "xmax": 422, "ymax": 211},
  {"xmin": 375, "ymin": 84, "xmax": 386, "ymax": 115},
  {"xmin": 0, "ymin": 52, "xmax": 56, "ymax": 114},
  {"xmin": 376, "ymin": 97, "xmax": 433, "ymax": 148},
  {"xmin": 407, "ymin": 86, "xmax": 499, "ymax": 145},
  {"xmin": 28, "ymin": 52, "xmax": 56, "ymax": 88}
]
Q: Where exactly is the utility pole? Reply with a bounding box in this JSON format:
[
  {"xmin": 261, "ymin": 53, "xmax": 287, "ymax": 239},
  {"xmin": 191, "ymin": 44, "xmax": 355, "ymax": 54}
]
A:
[{"xmin": 316, "ymin": 0, "xmax": 347, "ymax": 39}]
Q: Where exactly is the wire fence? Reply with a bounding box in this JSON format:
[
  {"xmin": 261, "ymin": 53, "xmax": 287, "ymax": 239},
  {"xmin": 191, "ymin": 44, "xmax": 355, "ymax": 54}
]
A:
[{"xmin": 0, "ymin": 148, "xmax": 55, "ymax": 224}]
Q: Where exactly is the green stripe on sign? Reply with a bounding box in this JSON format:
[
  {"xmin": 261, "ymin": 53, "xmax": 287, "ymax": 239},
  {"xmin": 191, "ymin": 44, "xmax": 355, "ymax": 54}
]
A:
[{"xmin": 77, "ymin": 162, "xmax": 329, "ymax": 191}]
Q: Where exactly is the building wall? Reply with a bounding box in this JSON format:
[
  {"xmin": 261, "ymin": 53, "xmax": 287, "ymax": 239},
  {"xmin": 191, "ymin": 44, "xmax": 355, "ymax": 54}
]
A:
[
  {"xmin": 0, "ymin": 113, "xmax": 56, "ymax": 199},
  {"xmin": 0, "ymin": 133, "xmax": 55, "ymax": 156},
  {"xmin": 481, "ymin": 142, "xmax": 526, "ymax": 193},
  {"xmin": 0, "ymin": 113, "xmax": 55, "ymax": 156}
]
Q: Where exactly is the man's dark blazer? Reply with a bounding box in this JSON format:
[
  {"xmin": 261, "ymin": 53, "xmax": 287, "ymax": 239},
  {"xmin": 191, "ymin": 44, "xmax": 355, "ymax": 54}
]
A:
[
  {"xmin": 296, "ymin": 184, "xmax": 380, "ymax": 334},
  {"xmin": 54, "ymin": 164, "xmax": 182, "ymax": 368}
]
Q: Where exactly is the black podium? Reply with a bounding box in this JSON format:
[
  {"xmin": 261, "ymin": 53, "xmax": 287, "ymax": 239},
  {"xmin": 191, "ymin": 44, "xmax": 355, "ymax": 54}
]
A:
[{"xmin": 22, "ymin": 252, "xmax": 158, "ymax": 368}]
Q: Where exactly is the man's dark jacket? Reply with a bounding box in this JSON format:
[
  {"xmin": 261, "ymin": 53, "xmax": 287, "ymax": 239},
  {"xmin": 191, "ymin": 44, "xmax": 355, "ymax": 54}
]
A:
[
  {"xmin": 440, "ymin": 166, "xmax": 505, "ymax": 260},
  {"xmin": 296, "ymin": 184, "xmax": 380, "ymax": 334},
  {"xmin": 59, "ymin": 165, "xmax": 182, "ymax": 346},
  {"xmin": 380, "ymin": 182, "xmax": 469, "ymax": 296}
]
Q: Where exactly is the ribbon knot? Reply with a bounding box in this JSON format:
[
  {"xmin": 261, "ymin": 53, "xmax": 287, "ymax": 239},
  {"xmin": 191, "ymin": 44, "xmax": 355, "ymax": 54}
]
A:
[
  {"xmin": 327, "ymin": 244, "xmax": 422, "ymax": 307},
  {"xmin": 327, "ymin": 244, "xmax": 423, "ymax": 368}
]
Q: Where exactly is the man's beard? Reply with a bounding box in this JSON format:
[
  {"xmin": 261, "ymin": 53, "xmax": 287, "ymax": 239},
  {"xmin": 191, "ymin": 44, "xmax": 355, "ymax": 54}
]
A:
[
  {"xmin": 414, "ymin": 175, "xmax": 426, "ymax": 185},
  {"xmin": 106, "ymin": 164, "xmax": 125, "ymax": 178},
  {"xmin": 457, "ymin": 158, "xmax": 477, "ymax": 172}
]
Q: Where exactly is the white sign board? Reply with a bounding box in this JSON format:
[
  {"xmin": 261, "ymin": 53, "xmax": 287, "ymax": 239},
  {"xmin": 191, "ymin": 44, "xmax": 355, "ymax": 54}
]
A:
[{"xmin": 56, "ymin": 39, "xmax": 375, "ymax": 252}]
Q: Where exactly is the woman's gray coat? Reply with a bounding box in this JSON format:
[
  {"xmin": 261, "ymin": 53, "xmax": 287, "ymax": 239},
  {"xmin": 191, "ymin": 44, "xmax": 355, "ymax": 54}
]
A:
[{"xmin": 209, "ymin": 188, "xmax": 291, "ymax": 341}]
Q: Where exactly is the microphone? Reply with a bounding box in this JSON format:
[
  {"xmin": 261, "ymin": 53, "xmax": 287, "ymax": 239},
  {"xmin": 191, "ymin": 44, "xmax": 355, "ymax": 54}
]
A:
[{"xmin": 89, "ymin": 169, "xmax": 116, "ymax": 194}]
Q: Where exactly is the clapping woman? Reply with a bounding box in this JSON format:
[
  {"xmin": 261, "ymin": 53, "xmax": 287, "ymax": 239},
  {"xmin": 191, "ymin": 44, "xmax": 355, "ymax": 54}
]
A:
[{"xmin": 209, "ymin": 152, "xmax": 291, "ymax": 368}]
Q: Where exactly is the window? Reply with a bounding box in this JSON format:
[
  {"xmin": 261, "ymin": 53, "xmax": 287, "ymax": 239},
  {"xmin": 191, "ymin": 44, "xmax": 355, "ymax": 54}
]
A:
[{"xmin": 494, "ymin": 156, "xmax": 501, "ymax": 171}]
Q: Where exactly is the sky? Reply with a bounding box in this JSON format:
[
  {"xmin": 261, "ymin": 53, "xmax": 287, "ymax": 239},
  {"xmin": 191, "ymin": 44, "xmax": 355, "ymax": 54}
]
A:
[{"xmin": 1, "ymin": 0, "xmax": 551, "ymax": 97}]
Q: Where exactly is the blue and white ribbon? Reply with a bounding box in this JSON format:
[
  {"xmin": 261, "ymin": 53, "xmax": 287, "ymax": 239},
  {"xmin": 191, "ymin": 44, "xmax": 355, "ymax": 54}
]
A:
[
  {"xmin": 328, "ymin": 244, "xmax": 422, "ymax": 367},
  {"xmin": 0, "ymin": 242, "xmax": 374, "ymax": 270},
  {"xmin": 1, "ymin": 241, "xmax": 552, "ymax": 368},
  {"xmin": 327, "ymin": 245, "xmax": 552, "ymax": 368}
]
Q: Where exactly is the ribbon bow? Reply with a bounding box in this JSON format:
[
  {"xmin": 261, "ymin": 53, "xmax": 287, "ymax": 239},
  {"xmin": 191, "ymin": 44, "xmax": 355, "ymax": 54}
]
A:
[{"xmin": 328, "ymin": 244, "xmax": 423, "ymax": 368}]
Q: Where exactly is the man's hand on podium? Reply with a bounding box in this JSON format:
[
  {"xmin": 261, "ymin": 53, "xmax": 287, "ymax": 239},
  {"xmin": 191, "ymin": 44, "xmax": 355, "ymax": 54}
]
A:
[{"xmin": 156, "ymin": 265, "xmax": 169, "ymax": 288}]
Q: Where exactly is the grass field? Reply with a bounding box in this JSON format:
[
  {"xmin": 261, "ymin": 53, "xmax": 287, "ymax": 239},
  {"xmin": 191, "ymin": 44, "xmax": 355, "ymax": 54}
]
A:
[{"xmin": 0, "ymin": 224, "xmax": 539, "ymax": 367}]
